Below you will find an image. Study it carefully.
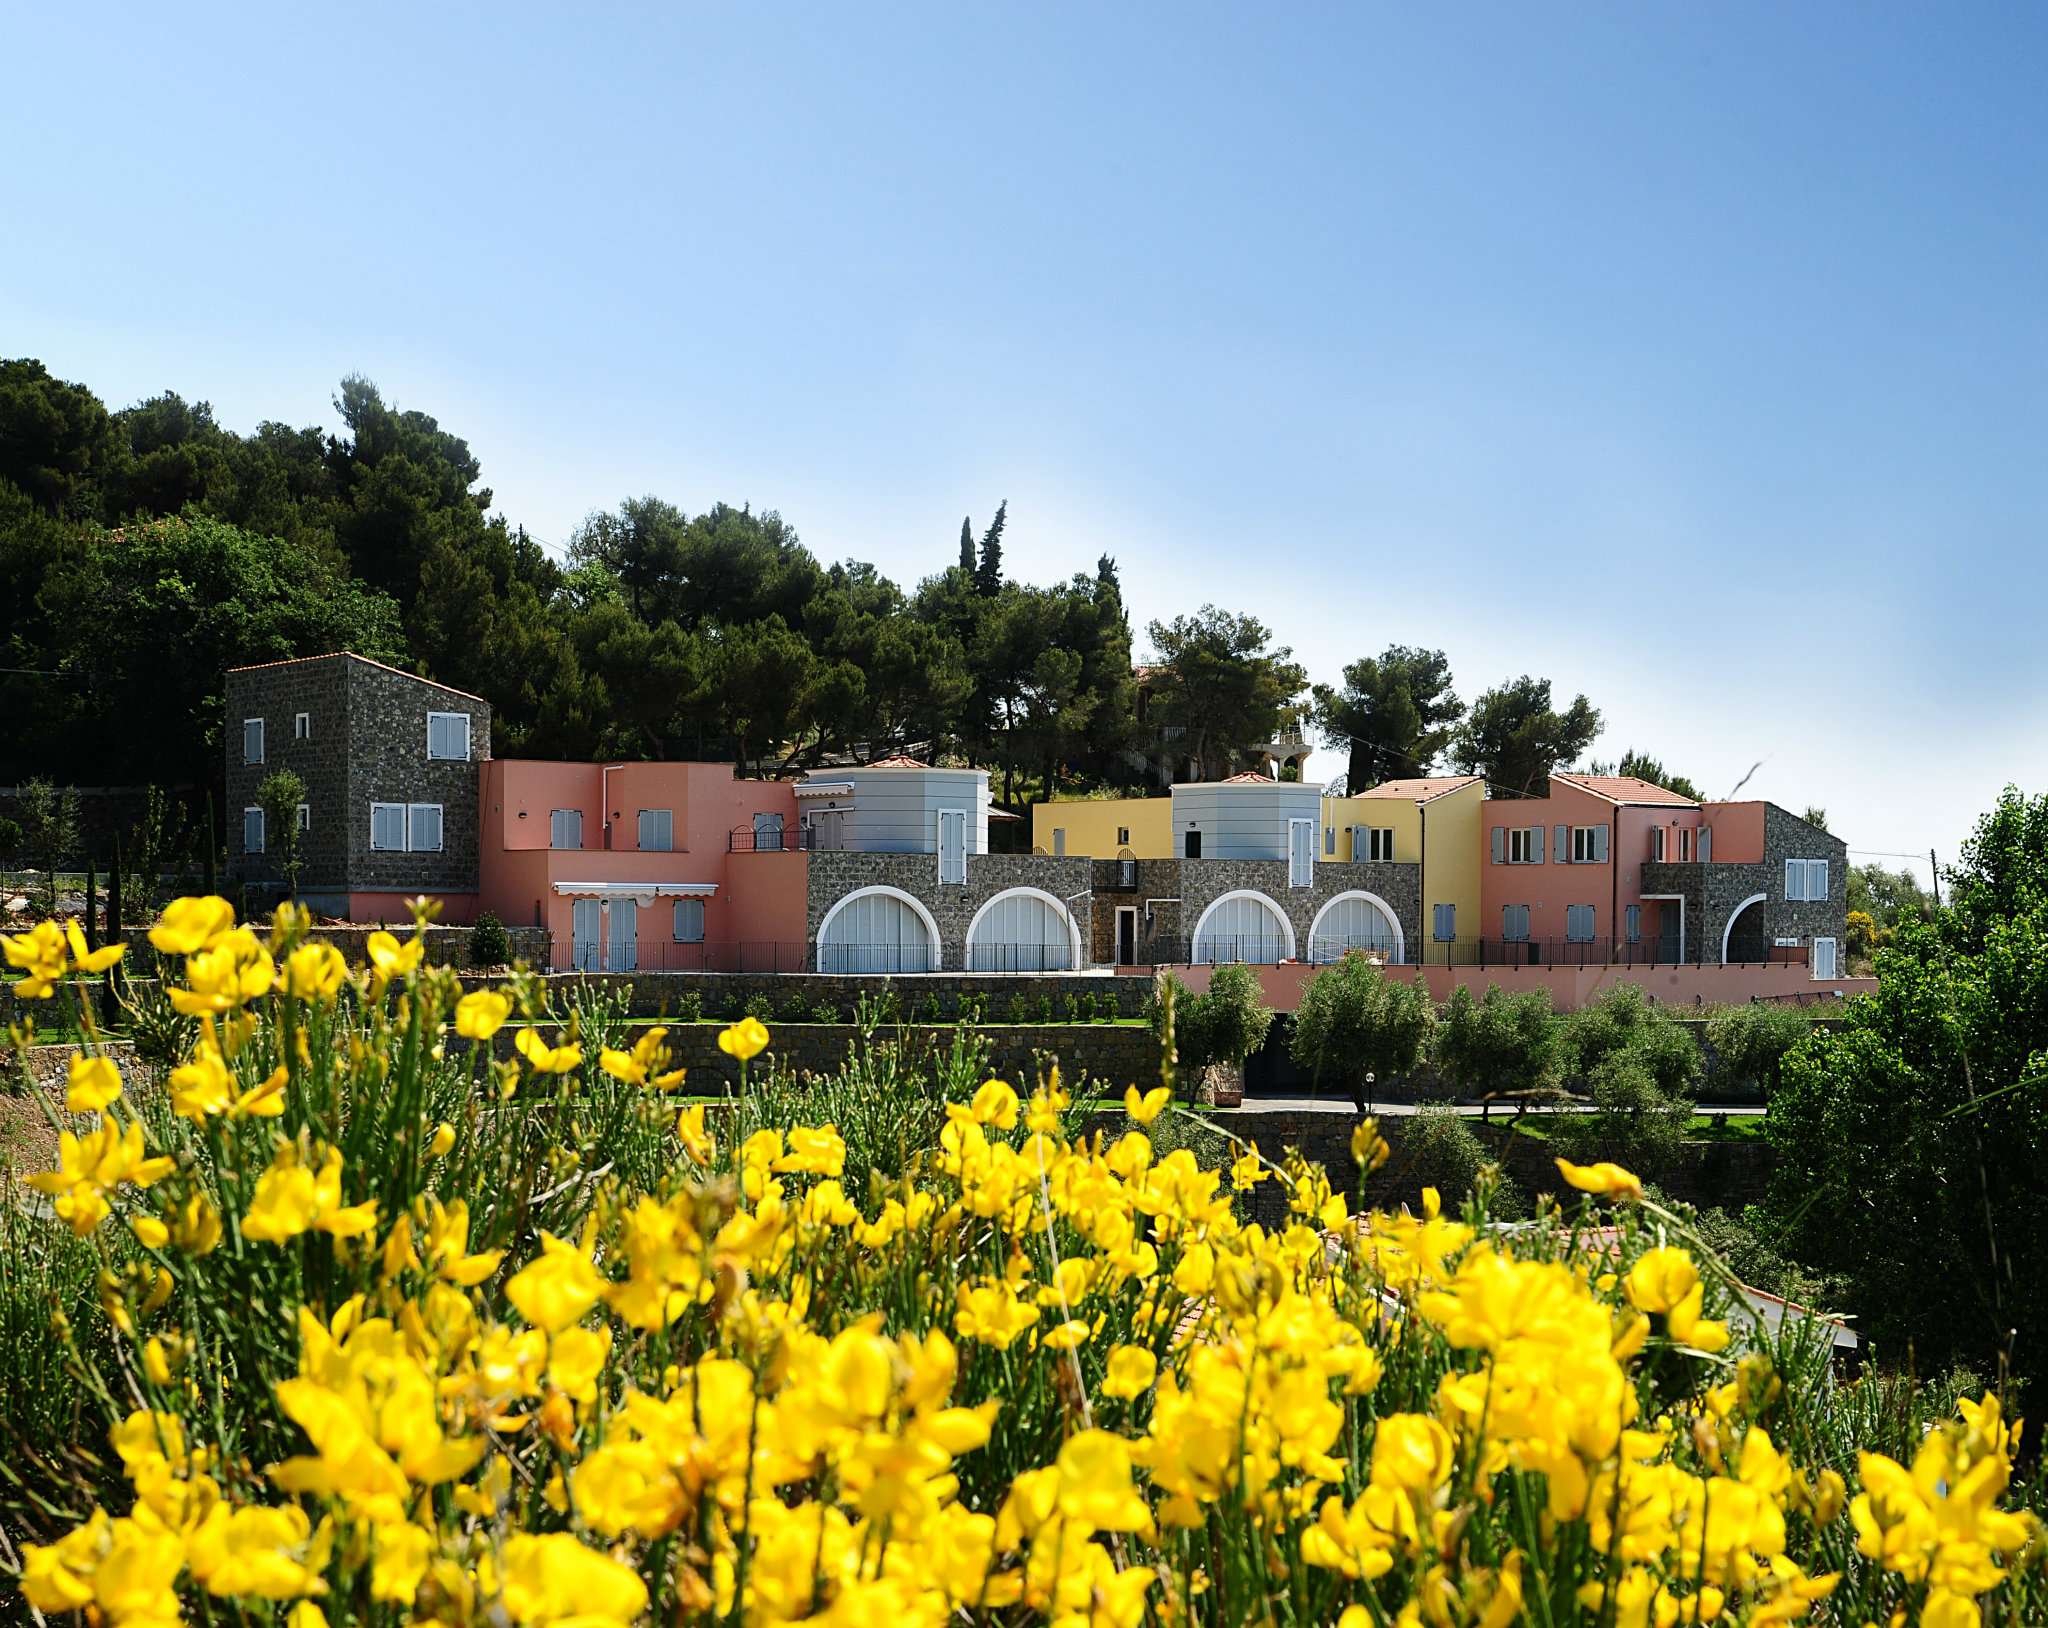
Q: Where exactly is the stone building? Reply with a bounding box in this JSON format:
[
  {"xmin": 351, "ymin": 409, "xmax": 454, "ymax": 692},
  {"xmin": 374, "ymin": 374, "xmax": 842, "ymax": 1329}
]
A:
[
  {"xmin": 225, "ymin": 653, "xmax": 491, "ymax": 921},
  {"xmin": 1641, "ymin": 802, "xmax": 1849, "ymax": 975}
]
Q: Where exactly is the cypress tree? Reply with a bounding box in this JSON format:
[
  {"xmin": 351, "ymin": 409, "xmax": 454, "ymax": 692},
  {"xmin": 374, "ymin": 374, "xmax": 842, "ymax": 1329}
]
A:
[
  {"xmin": 974, "ymin": 500, "xmax": 1007, "ymax": 596},
  {"xmin": 958, "ymin": 516, "xmax": 975, "ymax": 574}
]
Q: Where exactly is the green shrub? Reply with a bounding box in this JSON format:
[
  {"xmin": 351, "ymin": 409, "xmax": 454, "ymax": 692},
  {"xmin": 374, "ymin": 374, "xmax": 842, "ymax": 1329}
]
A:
[
  {"xmin": 1032, "ymin": 992, "xmax": 1054, "ymax": 1023},
  {"xmin": 1063, "ymin": 994, "xmax": 1082, "ymax": 1024},
  {"xmin": 1431, "ymin": 984, "xmax": 1560, "ymax": 1105},
  {"xmin": 468, "ymin": 912, "xmax": 512, "ymax": 968},
  {"xmin": 1393, "ymin": 1106, "xmax": 1525, "ymax": 1219},
  {"xmin": 670, "ymin": 990, "xmax": 704, "ymax": 1023},
  {"xmin": 744, "ymin": 992, "xmax": 776, "ymax": 1023},
  {"xmin": 1555, "ymin": 985, "xmax": 1698, "ymax": 1175},
  {"xmin": 1006, "ymin": 994, "xmax": 1030, "ymax": 1025},
  {"xmin": 811, "ymin": 999, "xmax": 844, "ymax": 1024}
]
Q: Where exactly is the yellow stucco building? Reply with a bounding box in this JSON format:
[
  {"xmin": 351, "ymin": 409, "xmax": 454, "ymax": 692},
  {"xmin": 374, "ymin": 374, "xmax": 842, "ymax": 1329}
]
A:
[
  {"xmin": 1030, "ymin": 796, "xmax": 1171, "ymax": 858},
  {"xmin": 1348, "ymin": 776, "xmax": 1483, "ymax": 950}
]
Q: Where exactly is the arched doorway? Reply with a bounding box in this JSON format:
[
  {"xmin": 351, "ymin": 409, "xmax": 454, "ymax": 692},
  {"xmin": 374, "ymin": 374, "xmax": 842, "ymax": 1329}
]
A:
[
  {"xmin": 1191, "ymin": 890, "xmax": 1294, "ymax": 963},
  {"xmin": 1306, "ymin": 890, "xmax": 1405, "ymax": 964},
  {"xmin": 965, "ymin": 887, "xmax": 1082, "ymax": 972},
  {"xmin": 816, "ymin": 886, "xmax": 941, "ymax": 973},
  {"xmin": 1722, "ymin": 893, "xmax": 1768, "ymax": 964}
]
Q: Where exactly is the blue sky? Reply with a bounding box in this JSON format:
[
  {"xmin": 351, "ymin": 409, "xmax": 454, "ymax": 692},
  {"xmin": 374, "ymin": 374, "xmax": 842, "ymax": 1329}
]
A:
[{"xmin": 7, "ymin": 3, "xmax": 2046, "ymax": 880}]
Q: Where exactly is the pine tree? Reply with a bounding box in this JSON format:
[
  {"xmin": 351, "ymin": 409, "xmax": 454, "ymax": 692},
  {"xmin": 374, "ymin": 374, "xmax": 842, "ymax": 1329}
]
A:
[
  {"xmin": 958, "ymin": 516, "xmax": 975, "ymax": 574},
  {"xmin": 974, "ymin": 501, "xmax": 1007, "ymax": 596}
]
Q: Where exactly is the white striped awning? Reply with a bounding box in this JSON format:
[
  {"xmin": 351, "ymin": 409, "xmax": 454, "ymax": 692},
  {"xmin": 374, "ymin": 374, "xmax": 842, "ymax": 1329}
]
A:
[
  {"xmin": 793, "ymin": 782, "xmax": 854, "ymax": 797},
  {"xmin": 551, "ymin": 881, "xmax": 718, "ymax": 904}
]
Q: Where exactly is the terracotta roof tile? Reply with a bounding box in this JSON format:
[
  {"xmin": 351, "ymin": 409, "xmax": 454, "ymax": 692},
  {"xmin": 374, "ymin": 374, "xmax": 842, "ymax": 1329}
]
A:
[
  {"xmin": 1221, "ymin": 772, "xmax": 1275, "ymax": 784},
  {"xmin": 864, "ymin": 754, "xmax": 933, "ymax": 770},
  {"xmin": 1355, "ymin": 776, "xmax": 1481, "ymax": 803},
  {"xmin": 1553, "ymin": 773, "xmax": 1698, "ymax": 807}
]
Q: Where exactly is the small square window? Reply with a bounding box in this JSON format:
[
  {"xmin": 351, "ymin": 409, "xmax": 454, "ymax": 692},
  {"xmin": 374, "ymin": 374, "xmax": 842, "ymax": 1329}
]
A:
[
  {"xmin": 1116, "ymin": 827, "xmax": 1129, "ymax": 846},
  {"xmin": 426, "ymin": 712, "xmax": 470, "ymax": 761},
  {"xmin": 638, "ymin": 809, "xmax": 673, "ymax": 852},
  {"xmin": 296, "ymin": 803, "xmax": 311, "ymax": 833},
  {"xmin": 673, "ymin": 899, "xmax": 705, "ymax": 942}
]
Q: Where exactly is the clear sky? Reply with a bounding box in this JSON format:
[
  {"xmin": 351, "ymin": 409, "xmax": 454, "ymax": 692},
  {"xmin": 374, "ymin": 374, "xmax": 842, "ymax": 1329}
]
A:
[{"xmin": 7, "ymin": 3, "xmax": 2045, "ymax": 882}]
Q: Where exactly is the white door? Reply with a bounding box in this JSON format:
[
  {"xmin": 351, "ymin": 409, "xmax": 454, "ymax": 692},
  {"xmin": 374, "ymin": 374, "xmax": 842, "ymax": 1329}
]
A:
[
  {"xmin": 937, "ymin": 808, "xmax": 967, "ymax": 885},
  {"xmin": 1812, "ymin": 937, "xmax": 1837, "ymax": 980},
  {"xmin": 571, "ymin": 899, "xmax": 601, "ymax": 972},
  {"xmin": 608, "ymin": 899, "xmax": 637, "ymax": 971}
]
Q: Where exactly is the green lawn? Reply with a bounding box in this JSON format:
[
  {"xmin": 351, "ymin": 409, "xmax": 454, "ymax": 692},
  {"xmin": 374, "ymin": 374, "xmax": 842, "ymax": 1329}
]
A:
[{"xmin": 1510, "ymin": 1112, "xmax": 1768, "ymax": 1144}]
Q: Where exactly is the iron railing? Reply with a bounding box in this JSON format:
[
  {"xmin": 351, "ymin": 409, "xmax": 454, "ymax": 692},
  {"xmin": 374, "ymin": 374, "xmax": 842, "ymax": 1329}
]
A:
[{"xmin": 1144, "ymin": 936, "xmax": 1813, "ymax": 970}]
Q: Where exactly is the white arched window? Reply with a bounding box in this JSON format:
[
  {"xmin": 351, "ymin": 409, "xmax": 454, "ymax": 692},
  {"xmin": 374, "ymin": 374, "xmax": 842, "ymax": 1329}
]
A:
[
  {"xmin": 1191, "ymin": 891, "xmax": 1293, "ymax": 964},
  {"xmin": 1307, "ymin": 892, "xmax": 1403, "ymax": 964},
  {"xmin": 816, "ymin": 888, "xmax": 939, "ymax": 974},
  {"xmin": 966, "ymin": 888, "xmax": 1079, "ymax": 972}
]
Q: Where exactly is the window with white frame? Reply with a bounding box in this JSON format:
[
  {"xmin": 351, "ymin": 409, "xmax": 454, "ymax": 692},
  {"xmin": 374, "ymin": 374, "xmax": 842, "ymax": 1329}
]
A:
[
  {"xmin": 1432, "ymin": 903, "xmax": 1456, "ymax": 942},
  {"xmin": 1571, "ymin": 825, "xmax": 1609, "ymax": 864},
  {"xmin": 243, "ymin": 718, "xmax": 264, "ymax": 764},
  {"xmin": 1785, "ymin": 858, "xmax": 1829, "ymax": 900},
  {"xmin": 243, "ymin": 807, "xmax": 265, "ymax": 854},
  {"xmin": 1502, "ymin": 903, "xmax": 1531, "ymax": 941},
  {"xmin": 1359, "ymin": 826, "xmax": 1396, "ymax": 862},
  {"xmin": 673, "ymin": 898, "xmax": 705, "ymax": 943},
  {"xmin": 426, "ymin": 711, "xmax": 470, "ymax": 761},
  {"xmin": 1677, "ymin": 828, "xmax": 1693, "ymax": 861},
  {"xmin": 1565, "ymin": 904, "xmax": 1596, "ymax": 942},
  {"xmin": 1812, "ymin": 937, "xmax": 1838, "ymax": 979},
  {"xmin": 1507, "ymin": 826, "xmax": 1538, "ymax": 864},
  {"xmin": 549, "ymin": 808, "xmax": 582, "ymax": 850},
  {"xmin": 294, "ymin": 711, "xmax": 310, "ymax": 741},
  {"xmin": 1651, "ymin": 826, "xmax": 1666, "ymax": 861},
  {"xmin": 637, "ymin": 809, "xmax": 673, "ymax": 852},
  {"xmin": 1116, "ymin": 826, "xmax": 1130, "ymax": 846},
  {"xmin": 371, "ymin": 802, "xmax": 440, "ymax": 852},
  {"xmin": 296, "ymin": 803, "xmax": 310, "ymax": 833},
  {"xmin": 937, "ymin": 809, "xmax": 967, "ymax": 886},
  {"xmin": 1288, "ymin": 818, "xmax": 1316, "ymax": 887}
]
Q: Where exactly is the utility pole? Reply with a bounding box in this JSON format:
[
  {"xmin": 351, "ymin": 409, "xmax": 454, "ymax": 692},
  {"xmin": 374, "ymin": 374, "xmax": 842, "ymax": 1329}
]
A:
[{"xmin": 1929, "ymin": 847, "xmax": 1942, "ymax": 910}]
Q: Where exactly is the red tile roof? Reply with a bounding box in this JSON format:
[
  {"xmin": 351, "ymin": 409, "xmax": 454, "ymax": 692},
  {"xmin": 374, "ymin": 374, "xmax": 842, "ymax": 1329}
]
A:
[
  {"xmin": 1221, "ymin": 772, "xmax": 1275, "ymax": 784},
  {"xmin": 864, "ymin": 754, "xmax": 933, "ymax": 769},
  {"xmin": 1553, "ymin": 773, "xmax": 1698, "ymax": 807},
  {"xmin": 1356, "ymin": 776, "xmax": 1481, "ymax": 803}
]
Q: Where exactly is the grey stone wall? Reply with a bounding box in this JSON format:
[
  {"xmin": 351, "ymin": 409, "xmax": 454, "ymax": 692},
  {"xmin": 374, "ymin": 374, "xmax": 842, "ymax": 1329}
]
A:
[
  {"xmin": 344, "ymin": 659, "xmax": 491, "ymax": 895},
  {"xmin": 484, "ymin": 969, "xmax": 1156, "ymax": 1020},
  {"xmin": 1088, "ymin": 858, "xmax": 1183, "ymax": 963},
  {"xmin": 805, "ymin": 851, "xmax": 1095, "ymax": 971},
  {"xmin": 225, "ymin": 656, "xmax": 351, "ymax": 891},
  {"xmin": 1644, "ymin": 805, "xmax": 1846, "ymax": 965},
  {"xmin": 1177, "ymin": 859, "xmax": 1422, "ymax": 961}
]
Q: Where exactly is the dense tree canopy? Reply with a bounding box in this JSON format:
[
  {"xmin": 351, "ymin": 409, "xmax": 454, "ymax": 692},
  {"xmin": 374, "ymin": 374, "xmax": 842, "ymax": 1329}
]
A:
[
  {"xmin": 2, "ymin": 356, "xmax": 1622, "ymax": 844},
  {"xmin": 1452, "ymin": 675, "xmax": 1603, "ymax": 796}
]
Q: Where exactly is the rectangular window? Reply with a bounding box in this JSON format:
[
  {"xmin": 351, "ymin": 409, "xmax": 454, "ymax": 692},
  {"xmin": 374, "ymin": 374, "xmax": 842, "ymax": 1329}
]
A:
[
  {"xmin": 294, "ymin": 711, "xmax": 310, "ymax": 740},
  {"xmin": 1367, "ymin": 827, "xmax": 1396, "ymax": 862},
  {"xmin": 1571, "ymin": 826, "xmax": 1609, "ymax": 864},
  {"xmin": 937, "ymin": 808, "xmax": 967, "ymax": 885},
  {"xmin": 371, "ymin": 803, "xmax": 407, "ymax": 851},
  {"xmin": 1502, "ymin": 904, "xmax": 1530, "ymax": 941},
  {"xmin": 1812, "ymin": 937, "xmax": 1838, "ymax": 979},
  {"xmin": 549, "ymin": 808, "xmax": 582, "ymax": 850},
  {"xmin": 1565, "ymin": 904, "xmax": 1595, "ymax": 942},
  {"xmin": 243, "ymin": 718, "xmax": 264, "ymax": 764},
  {"xmin": 426, "ymin": 711, "xmax": 470, "ymax": 761},
  {"xmin": 243, "ymin": 806, "xmax": 265, "ymax": 854},
  {"xmin": 1626, "ymin": 904, "xmax": 1642, "ymax": 943},
  {"xmin": 637, "ymin": 809, "xmax": 673, "ymax": 852},
  {"xmin": 673, "ymin": 898, "xmax": 705, "ymax": 943},
  {"xmin": 407, "ymin": 804, "xmax": 443, "ymax": 853},
  {"xmin": 1432, "ymin": 903, "xmax": 1456, "ymax": 942},
  {"xmin": 1651, "ymin": 826, "xmax": 1666, "ymax": 862},
  {"xmin": 1116, "ymin": 827, "xmax": 1129, "ymax": 846},
  {"xmin": 1324, "ymin": 827, "xmax": 1335, "ymax": 856},
  {"xmin": 1288, "ymin": 818, "xmax": 1315, "ymax": 887},
  {"xmin": 1678, "ymin": 828, "xmax": 1693, "ymax": 861},
  {"xmin": 1785, "ymin": 858, "xmax": 1830, "ymax": 900},
  {"xmin": 295, "ymin": 803, "xmax": 310, "ymax": 833},
  {"xmin": 1184, "ymin": 829, "xmax": 1202, "ymax": 859},
  {"xmin": 1054, "ymin": 828, "xmax": 1067, "ymax": 857},
  {"xmin": 1507, "ymin": 827, "xmax": 1534, "ymax": 864}
]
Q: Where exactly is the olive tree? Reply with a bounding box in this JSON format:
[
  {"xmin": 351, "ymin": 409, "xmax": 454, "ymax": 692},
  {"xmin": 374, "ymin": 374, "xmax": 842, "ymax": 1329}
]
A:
[
  {"xmin": 1289, "ymin": 951, "xmax": 1434, "ymax": 1112},
  {"xmin": 1431, "ymin": 984, "xmax": 1561, "ymax": 1108}
]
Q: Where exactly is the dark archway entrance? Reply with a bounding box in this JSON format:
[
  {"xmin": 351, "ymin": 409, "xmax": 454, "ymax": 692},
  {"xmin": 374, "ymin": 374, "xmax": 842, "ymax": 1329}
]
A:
[{"xmin": 1723, "ymin": 897, "xmax": 1767, "ymax": 963}]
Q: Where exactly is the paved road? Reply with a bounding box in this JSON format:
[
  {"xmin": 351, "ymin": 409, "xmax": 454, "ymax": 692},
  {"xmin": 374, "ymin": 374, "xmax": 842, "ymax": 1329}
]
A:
[{"xmin": 1230, "ymin": 1097, "xmax": 1765, "ymax": 1117}]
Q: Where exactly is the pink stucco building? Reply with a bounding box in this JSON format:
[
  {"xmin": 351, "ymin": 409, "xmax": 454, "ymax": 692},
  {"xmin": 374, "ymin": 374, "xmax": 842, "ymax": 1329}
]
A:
[{"xmin": 477, "ymin": 760, "xmax": 806, "ymax": 970}]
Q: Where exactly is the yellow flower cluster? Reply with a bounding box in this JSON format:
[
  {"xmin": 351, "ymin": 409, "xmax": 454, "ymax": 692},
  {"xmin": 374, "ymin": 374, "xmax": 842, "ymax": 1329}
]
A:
[{"xmin": 9, "ymin": 898, "xmax": 2043, "ymax": 1628}]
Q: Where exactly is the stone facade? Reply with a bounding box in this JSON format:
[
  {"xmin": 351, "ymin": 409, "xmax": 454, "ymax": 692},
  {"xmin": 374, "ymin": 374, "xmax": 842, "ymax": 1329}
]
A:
[
  {"xmin": 225, "ymin": 654, "xmax": 491, "ymax": 906},
  {"xmin": 1642, "ymin": 803, "xmax": 1846, "ymax": 966},
  {"xmin": 805, "ymin": 851, "xmax": 1096, "ymax": 972},
  {"xmin": 1176, "ymin": 859, "xmax": 1422, "ymax": 962},
  {"xmin": 1089, "ymin": 858, "xmax": 1183, "ymax": 964},
  {"xmin": 480, "ymin": 969, "xmax": 1156, "ymax": 1020}
]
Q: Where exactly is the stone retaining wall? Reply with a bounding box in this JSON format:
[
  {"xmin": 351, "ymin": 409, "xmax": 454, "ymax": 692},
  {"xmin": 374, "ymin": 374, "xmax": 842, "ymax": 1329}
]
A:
[{"xmin": 496, "ymin": 970, "xmax": 1155, "ymax": 1021}]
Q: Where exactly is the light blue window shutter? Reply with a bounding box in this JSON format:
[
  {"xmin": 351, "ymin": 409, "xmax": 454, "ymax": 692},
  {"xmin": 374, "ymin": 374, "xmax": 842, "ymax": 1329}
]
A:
[
  {"xmin": 1594, "ymin": 825, "xmax": 1609, "ymax": 863},
  {"xmin": 1785, "ymin": 858, "xmax": 1800, "ymax": 899},
  {"xmin": 1555, "ymin": 824, "xmax": 1570, "ymax": 864},
  {"xmin": 1532, "ymin": 825, "xmax": 1546, "ymax": 864},
  {"xmin": 1491, "ymin": 827, "xmax": 1504, "ymax": 865},
  {"xmin": 1697, "ymin": 826, "xmax": 1711, "ymax": 863}
]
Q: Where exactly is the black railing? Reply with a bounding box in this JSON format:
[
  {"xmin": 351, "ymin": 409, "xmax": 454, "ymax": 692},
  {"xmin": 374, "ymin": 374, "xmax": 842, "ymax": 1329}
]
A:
[
  {"xmin": 728, "ymin": 824, "xmax": 806, "ymax": 852},
  {"xmin": 1144, "ymin": 936, "xmax": 1813, "ymax": 970},
  {"xmin": 548, "ymin": 938, "xmax": 811, "ymax": 974}
]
